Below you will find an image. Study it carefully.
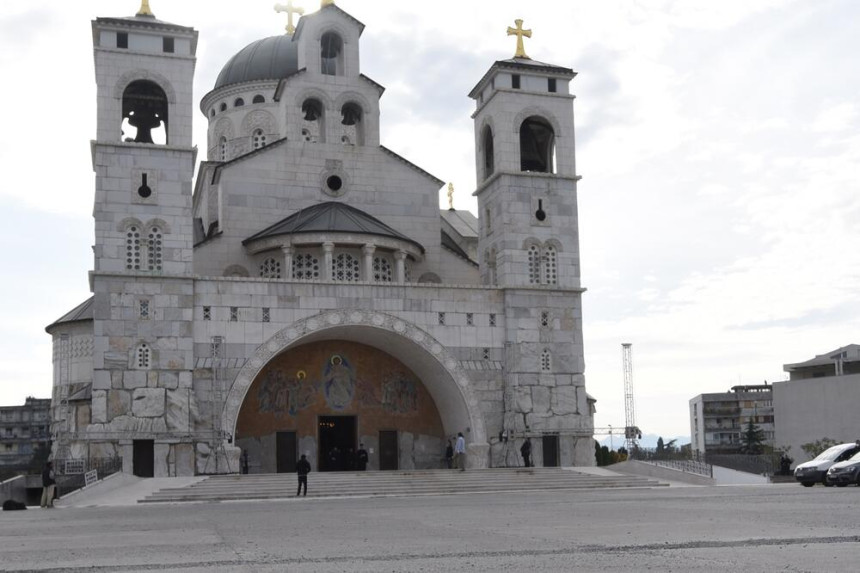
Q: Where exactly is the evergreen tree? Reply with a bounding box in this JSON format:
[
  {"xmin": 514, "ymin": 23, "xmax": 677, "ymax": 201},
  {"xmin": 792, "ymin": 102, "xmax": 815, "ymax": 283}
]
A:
[{"xmin": 741, "ymin": 419, "xmax": 765, "ymax": 455}]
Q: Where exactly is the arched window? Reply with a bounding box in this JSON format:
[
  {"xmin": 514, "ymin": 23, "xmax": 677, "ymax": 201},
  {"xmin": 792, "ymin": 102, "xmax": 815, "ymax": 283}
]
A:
[
  {"xmin": 147, "ymin": 226, "xmax": 163, "ymax": 271},
  {"xmin": 520, "ymin": 116, "xmax": 555, "ymax": 173},
  {"xmin": 320, "ymin": 32, "xmax": 344, "ymax": 76},
  {"xmin": 219, "ymin": 136, "xmax": 228, "ymax": 161},
  {"xmin": 260, "ymin": 257, "xmax": 281, "ymax": 279},
  {"xmin": 253, "ymin": 95, "xmax": 266, "ymax": 104},
  {"xmin": 527, "ymin": 244, "xmax": 541, "ymax": 285},
  {"xmin": 542, "ymin": 245, "xmax": 558, "ymax": 285},
  {"xmin": 209, "ymin": 109, "xmax": 216, "ymax": 118},
  {"xmin": 373, "ymin": 256, "xmax": 392, "ymax": 282},
  {"xmin": 404, "ymin": 261, "xmax": 413, "ymax": 283},
  {"xmin": 121, "ymin": 80, "xmax": 168, "ymax": 144},
  {"xmin": 341, "ymin": 103, "xmax": 363, "ymax": 145},
  {"xmin": 540, "ymin": 349, "xmax": 552, "ymax": 372},
  {"xmin": 252, "ymin": 129, "xmax": 267, "ymax": 150},
  {"xmin": 136, "ymin": 344, "xmax": 151, "ymax": 369},
  {"xmin": 332, "ymin": 253, "xmax": 360, "ymax": 282},
  {"xmin": 301, "ymin": 98, "xmax": 324, "ymax": 143},
  {"xmin": 126, "ymin": 225, "xmax": 142, "ymax": 270},
  {"xmin": 220, "ymin": 102, "xmax": 227, "ymax": 112},
  {"xmin": 234, "ymin": 98, "xmax": 245, "ymax": 107},
  {"xmin": 482, "ymin": 125, "xmax": 495, "ymax": 179},
  {"xmin": 292, "ymin": 253, "xmax": 320, "ymax": 280}
]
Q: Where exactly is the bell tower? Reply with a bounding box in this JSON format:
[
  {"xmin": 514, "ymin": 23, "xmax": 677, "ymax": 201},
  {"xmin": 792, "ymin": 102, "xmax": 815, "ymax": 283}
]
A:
[
  {"xmin": 471, "ymin": 22, "xmax": 593, "ymax": 465},
  {"xmin": 87, "ymin": 3, "xmax": 201, "ymax": 475}
]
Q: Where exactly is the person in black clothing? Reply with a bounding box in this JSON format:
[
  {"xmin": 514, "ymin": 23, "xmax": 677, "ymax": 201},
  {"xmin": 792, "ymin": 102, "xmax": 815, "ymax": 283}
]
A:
[
  {"xmin": 41, "ymin": 461, "xmax": 56, "ymax": 509},
  {"xmin": 445, "ymin": 439, "xmax": 454, "ymax": 469},
  {"xmin": 296, "ymin": 454, "xmax": 311, "ymax": 496},
  {"xmin": 520, "ymin": 438, "xmax": 532, "ymax": 468},
  {"xmin": 356, "ymin": 444, "xmax": 369, "ymax": 471}
]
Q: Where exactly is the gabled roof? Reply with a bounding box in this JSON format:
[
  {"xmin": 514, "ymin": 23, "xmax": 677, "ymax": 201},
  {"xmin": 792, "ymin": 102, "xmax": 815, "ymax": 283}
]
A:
[
  {"xmin": 441, "ymin": 209, "xmax": 479, "ymax": 239},
  {"xmin": 294, "ymin": 4, "xmax": 366, "ymax": 39},
  {"xmin": 243, "ymin": 202, "xmax": 425, "ymax": 253},
  {"xmin": 441, "ymin": 230, "xmax": 478, "ymax": 267},
  {"xmin": 46, "ymin": 297, "xmax": 94, "ymax": 332}
]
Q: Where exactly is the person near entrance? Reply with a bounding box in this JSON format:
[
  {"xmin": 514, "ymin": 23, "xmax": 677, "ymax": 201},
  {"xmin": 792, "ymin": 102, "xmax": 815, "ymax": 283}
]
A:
[
  {"xmin": 520, "ymin": 438, "xmax": 532, "ymax": 468},
  {"xmin": 454, "ymin": 432, "xmax": 467, "ymax": 471},
  {"xmin": 40, "ymin": 461, "xmax": 56, "ymax": 509},
  {"xmin": 296, "ymin": 454, "xmax": 311, "ymax": 496},
  {"xmin": 445, "ymin": 439, "xmax": 454, "ymax": 469},
  {"xmin": 356, "ymin": 444, "xmax": 369, "ymax": 471}
]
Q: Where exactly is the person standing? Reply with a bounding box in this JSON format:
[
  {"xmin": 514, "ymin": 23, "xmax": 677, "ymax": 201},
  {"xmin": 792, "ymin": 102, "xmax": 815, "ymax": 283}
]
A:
[
  {"xmin": 454, "ymin": 432, "xmax": 467, "ymax": 472},
  {"xmin": 356, "ymin": 443, "xmax": 369, "ymax": 471},
  {"xmin": 445, "ymin": 439, "xmax": 454, "ymax": 469},
  {"xmin": 40, "ymin": 461, "xmax": 56, "ymax": 509},
  {"xmin": 520, "ymin": 438, "xmax": 532, "ymax": 468},
  {"xmin": 296, "ymin": 454, "xmax": 311, "ymax": 497}
]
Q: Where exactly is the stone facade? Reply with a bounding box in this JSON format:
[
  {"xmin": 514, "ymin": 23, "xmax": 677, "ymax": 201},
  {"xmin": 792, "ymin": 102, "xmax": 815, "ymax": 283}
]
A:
[{"xmin": 46, "ymin": 4, "xmax": 595, "ymax": 476}]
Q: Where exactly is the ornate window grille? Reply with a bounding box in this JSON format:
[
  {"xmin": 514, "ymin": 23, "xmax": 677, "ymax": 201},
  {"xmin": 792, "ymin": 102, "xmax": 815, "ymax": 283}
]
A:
[
  {"xmin": 260, "ymin": 257, "xmax": 281, "ymax": 279},
  {"xmin": 126, "ymin": 226, "xmax": 141, "ymax": 270},
  {"xmin": 292, "ymin": 253, "xmax": 320, "ymax": 280},
  {"xmin": 373, "ymin": 256, "xmax": 392, "ymax": 282},
  {"xmin": 332, "ymin": 253, "xmax": 360, "ymax": 282},
  {"xmin": 528, "ymin": 245, "xmax": 541, "ymax": 284},
  {"xmin": 147, "ymin": 227, "xmax": 163, "ymax": 271}
]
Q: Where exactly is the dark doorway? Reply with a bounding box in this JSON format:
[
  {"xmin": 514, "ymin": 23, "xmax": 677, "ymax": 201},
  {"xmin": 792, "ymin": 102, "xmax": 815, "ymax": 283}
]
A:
[
  {"xmin": 319, "ymin": 416, "xmax": 356, "ymax": 472},
  {"xmin": 379, "ymin": 430, "xmax": 399, "ymax": 471},
  {"xmin": 276, "ymin": 431, "xmax": 297, "ymax": 473},
  {"xmin": 542, "ymin": 435, "xmax": 559, "ymax": 467},
  {"xmin": 133, "ymin": 440, "xmax": 154, "ymax": 478}
]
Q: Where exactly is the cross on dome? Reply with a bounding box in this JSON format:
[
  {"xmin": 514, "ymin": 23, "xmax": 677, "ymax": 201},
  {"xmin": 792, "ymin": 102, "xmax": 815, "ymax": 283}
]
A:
[
  {"xmin": 507, "ymin": 19, "xmax": 532, "ymax": 60},
  {"xmin": 275, "ymin": 0, "xmax": 305, "ymax": 34}
]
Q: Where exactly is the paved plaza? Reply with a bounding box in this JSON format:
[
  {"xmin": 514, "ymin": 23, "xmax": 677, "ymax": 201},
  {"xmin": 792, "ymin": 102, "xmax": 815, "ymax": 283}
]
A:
[{"xmin": 2, "ymin": 483, "xmax": 859, "ymax": 571}]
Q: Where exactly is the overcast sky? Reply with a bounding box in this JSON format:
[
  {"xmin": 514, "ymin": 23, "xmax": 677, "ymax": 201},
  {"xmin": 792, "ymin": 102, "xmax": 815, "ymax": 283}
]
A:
[{"xmin": 1, "ymin": 0, "xmax": 858, "ymax": 444}]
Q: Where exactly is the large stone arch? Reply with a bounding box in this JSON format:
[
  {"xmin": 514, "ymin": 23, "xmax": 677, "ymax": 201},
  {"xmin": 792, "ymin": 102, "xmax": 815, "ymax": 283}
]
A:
[{"xmin": 223, "ymin": 310, "xmax": 489, "ymax": 454}]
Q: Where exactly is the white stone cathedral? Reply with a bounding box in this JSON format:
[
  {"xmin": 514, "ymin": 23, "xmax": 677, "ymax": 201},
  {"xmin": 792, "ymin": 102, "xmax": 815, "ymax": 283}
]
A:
[{"xmin": 46, "ymin": 1, "xmax": 594, "ymax": 477}]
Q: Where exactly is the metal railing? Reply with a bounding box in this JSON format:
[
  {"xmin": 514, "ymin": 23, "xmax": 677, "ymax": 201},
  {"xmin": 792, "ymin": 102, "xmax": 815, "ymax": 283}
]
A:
[{"xmin": 54, "ymin": 457, "xmax": 123, "ymax": 495}]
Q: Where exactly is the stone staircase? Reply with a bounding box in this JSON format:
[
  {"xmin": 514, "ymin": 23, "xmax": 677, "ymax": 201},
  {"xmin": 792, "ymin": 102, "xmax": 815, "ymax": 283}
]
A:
[{"xmin": 140, "ymin": 468, "xmax": 666, "ymax": 503}]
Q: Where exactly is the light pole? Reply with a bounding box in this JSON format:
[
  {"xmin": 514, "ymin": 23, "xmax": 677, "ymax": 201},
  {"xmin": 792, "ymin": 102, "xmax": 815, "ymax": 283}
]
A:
[{"xmin": 609, "ymin": 424, "xmax": 614, "ymax": 451}]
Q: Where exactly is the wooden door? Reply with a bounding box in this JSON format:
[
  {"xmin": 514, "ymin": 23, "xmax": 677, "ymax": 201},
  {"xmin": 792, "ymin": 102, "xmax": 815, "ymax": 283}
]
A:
[{"xmin": 379, "ymin": 430, "xmax": 398, "ymax": 471}]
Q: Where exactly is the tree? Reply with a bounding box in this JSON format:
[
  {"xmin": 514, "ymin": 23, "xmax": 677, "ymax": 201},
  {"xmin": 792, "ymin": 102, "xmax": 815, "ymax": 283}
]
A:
[
  {"xmin": 741, "ymin": 419, "xmax": 765, "ymax": 455},
  {"xmin": 801, "ymin": 438, "xmax": 838, "ymax": 459}
]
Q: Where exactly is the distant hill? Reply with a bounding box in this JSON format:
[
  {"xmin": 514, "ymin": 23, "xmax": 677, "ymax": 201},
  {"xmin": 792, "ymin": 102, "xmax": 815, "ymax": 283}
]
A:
[{"xmin": 596, "ymin": 433, "xmax": 690, "ymax": 451}]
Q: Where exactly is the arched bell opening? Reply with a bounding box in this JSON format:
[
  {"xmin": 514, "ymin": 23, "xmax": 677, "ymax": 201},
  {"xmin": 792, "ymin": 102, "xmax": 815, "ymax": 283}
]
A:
[
  {"xmin": 320, "ymin": 31, "xmax": 344, "ymax": 76},
  {"xmin": 482, "ymin": 125, "xmax": 495, "ymax": 179},
  {"xmin": 301, "ymin": 98, "xmax": 325, "ymax": 143},
  {"xmin": 121, "ymin": 80, "xmax": 168, "ymax": 145},
  {"xmin": 340, "ymin": 102, "xmax": 364, "ymax": 146},
  {"xmin": 519, "ymin": 116, "xmax": 555, "ymax": 173}
]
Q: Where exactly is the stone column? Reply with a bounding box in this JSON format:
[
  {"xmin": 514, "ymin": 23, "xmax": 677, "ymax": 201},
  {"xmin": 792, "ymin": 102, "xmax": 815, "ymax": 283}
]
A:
[
  {"xmin": 281, "ymin": 244, "xmax": 294, "ymax": 279},
  {"xmin": 362, "ymin": 244, "xmax": 376, "ymax": 282},
  {"xmin": 322, "ymin": 242, "xmax": 334, "ymax": 281},
  {"xmin": 394, "ymin": 250, "xmax": 407, "ymax": 283}
]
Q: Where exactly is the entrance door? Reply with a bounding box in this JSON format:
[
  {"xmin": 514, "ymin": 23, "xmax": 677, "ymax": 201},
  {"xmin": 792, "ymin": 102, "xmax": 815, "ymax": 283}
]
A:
[
  {"xmin": 133, "ymin": 440, "xmax": 155, "ymax": 477},
  {"xmin": 319, "ymin": 416, "xmax": 357, "ymax": 472},
  {"xmin": 542, "ymin": 435, "xmax": 559, "ymax": 467},
  {"xmin": 276, "ymin": 431, "xmax": 297, "ymax": 473},
  {"xmin": 379, "ymin": 430, "xmax": 399, "ymax": 471}
]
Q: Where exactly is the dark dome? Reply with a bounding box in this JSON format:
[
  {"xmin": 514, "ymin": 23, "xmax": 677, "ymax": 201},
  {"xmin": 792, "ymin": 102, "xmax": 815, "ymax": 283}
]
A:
[{"xmin": 214, "ymin": 35, "xmax": 299, "ymax": 90}]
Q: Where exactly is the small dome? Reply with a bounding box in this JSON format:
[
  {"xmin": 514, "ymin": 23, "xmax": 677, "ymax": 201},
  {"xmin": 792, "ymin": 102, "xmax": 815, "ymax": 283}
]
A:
[{"xmin": 214, "ymin": 35, "xmax": 299, "ymax": 90}]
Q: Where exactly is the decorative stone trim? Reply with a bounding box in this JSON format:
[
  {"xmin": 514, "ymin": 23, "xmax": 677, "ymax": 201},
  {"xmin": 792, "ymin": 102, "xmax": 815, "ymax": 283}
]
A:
[{"xmin": 222, "ymin": 311, "xmax": 488, "ymax": 444}]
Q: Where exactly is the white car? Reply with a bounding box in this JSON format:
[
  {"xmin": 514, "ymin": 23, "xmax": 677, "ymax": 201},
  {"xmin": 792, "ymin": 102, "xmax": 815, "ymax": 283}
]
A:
[{"xmin": 794, "ymin": 443, "xmax": 860, "ymax": 487}]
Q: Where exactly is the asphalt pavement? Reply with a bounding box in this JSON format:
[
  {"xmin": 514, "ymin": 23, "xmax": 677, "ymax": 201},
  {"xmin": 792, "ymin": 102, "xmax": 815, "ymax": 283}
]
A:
[{"xmin": 1, "ymin": 483, "xmax": 858, "ymax": 571}]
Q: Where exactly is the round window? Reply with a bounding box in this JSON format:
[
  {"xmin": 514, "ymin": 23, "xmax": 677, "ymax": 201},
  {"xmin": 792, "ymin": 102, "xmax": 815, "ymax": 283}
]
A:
[{"xmin": 327, "ymin": 176, "xmax": 343, "ymax": 192}]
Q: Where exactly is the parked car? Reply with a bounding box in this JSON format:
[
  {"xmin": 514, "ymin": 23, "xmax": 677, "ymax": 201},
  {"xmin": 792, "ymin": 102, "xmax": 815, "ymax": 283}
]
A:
[
  {"xmin": 795, "ymin": 443, "xmax": 860, "ymax": 487},
  {"xmin": 825, "ymin": 451, "xmax": 860, "ymax": 487}
]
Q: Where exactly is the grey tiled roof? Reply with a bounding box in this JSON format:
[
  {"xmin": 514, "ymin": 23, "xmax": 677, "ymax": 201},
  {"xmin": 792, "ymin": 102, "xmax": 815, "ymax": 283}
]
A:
[
  {"xmin": 45, "ymin": 297, "xmax": 94, "ymax": 332},
  {"xmin": 441, "ymin": 209, "xmax": 479, "ymax": 239},
  {"xmin": 244, "ymin": 202, "xmax": 425, "ymax": 253}
]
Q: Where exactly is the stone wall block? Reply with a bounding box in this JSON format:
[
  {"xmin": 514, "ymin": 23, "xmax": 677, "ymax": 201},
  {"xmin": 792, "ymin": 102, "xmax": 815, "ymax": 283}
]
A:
[
  {"xmin": 531, "ymin": 386, "xmax": 551, "ymax": 414},
  {"xmin": 165, "ymin": 389, "xmax": 190, "ymax": 432},
  {"xmin": 132, "ymin": 388, "xmax": 166, "ymax": 418},
  {"xmin": 161, "ymin": 371, "xmax": 180, "ymax": 390},
  {"xmin": 147, "ymin": 371, "xmax": 159, "ymax": 388},
  {"xmin": 91, "ymin": 390, "xmax": 108, "ymax": 424},
  {"xmin": 107, "ymin": 389, "xmax": 131, "ymax": 421},
  {"xmin": 515, "ymin": 387, "xmax": 533, "ymax": 413},
  {"xmin": 123, "ymin": 371, "xmax": 147, "ymax": 390},
  {"xmin": 552, "ymin": 386, "xmax": 578, "ymax": 415},
  {"xmin": 92, "ymin": 371, "xmax": 112, "ymax": 390},
  {"xmin": 154, "ymin": 443, "xmax": 170, "ymax": 477},
  {"xmin": 399, "ymin": 432, "xmax": 415, "ymax": 470}
]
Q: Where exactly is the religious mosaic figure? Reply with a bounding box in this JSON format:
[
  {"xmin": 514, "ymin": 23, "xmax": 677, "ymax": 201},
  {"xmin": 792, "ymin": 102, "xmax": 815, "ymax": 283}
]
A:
[
  {"xmin": 323, "ymin": 355, "xmax": 355, "ymax": 410},
  {"xmin": 382, "ymin": 376, "xmax": 418, "ymax": 414},
  {"xmin": 257, "ymin": 369, "xmax": 316, "ymax": 417}
]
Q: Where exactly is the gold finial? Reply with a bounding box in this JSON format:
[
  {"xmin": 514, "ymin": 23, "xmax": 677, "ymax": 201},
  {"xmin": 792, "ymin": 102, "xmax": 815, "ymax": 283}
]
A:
[
  {"xmin": 275, "ymin": 1, "xmax": 305, "ymax": 34},
  {"xmin": 507, "ymin": 19, "xmax": 532, "ymax": 59},
  {"xmin": 447, "ymin": 183, "xmax": 455, "ymax": 210},
  {"xmin": 321, "ymin": 0, "xmax": 335, "ymax": 6},
  {"xmin": 137, "ymin": 0, "xmax": 154, "ymax": 17}
]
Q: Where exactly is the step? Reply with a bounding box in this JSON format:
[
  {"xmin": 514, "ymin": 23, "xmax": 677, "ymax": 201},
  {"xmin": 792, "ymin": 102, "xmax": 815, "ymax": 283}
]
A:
[{"xmin": 140, "ymin": 468, "xmax": 666, "ymax": 503}]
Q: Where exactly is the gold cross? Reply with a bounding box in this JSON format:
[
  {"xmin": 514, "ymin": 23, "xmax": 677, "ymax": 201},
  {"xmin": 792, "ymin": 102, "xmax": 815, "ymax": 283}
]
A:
[
  {"xmin": 447, "ymin": 183, "xmax": 455, "ymax": 210},
  {"xmin": 275, "ymin": 1, "xmax": 305, "ymax": 34},
  {"xmin": 321, "ymin": 0, "xmax": 335, "ymax": 6},
  {"xmin": 137, "ymin": 0, "xmax": 154, "ymax": 17},
  {"xmin": 507, "ymin": 19, "xmax": 532, "ymax": 59}
]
